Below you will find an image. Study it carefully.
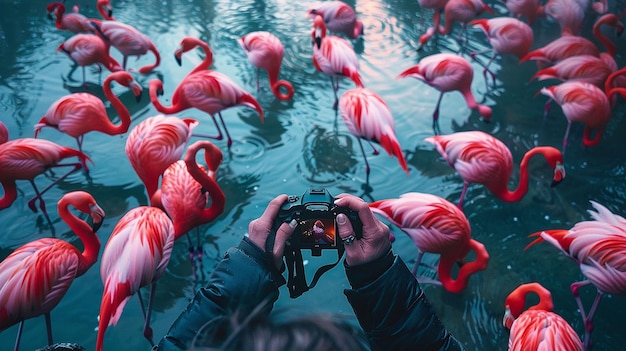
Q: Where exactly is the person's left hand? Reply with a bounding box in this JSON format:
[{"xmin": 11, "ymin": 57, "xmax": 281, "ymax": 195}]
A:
[{"xmin": 248, "ymin": 194, "xmax": 297, "ymax": 269}]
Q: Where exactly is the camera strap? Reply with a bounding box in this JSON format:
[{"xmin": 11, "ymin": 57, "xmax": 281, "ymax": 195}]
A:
[{"xmin": 284, "ymin": 245, "xmax": 345, "ymax": 298}]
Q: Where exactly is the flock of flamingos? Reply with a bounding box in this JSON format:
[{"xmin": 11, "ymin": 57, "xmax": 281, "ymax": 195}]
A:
[{"xmin": 0, "ymin": 0, "xmax": 626, "ymax": 350}]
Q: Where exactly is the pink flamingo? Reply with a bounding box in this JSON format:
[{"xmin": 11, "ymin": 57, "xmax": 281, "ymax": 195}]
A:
[
  {"xmin": 542, "ymin": 0, "xmax": 586, "ymax": 35},
  {"xmin": 338, "ymin": 87, "xmax": 409, "ymax": 176},
  {"xmin": 311, "ymin": 14, "xmax": 364, "ymax": 109},
  {"xmin": 96, "ymin": 205, "xmax": 174, "ymax": 351},
  {"xmin": 149, "ymin": 71, "xmax": 263, "ymax": 148},
  {"xmin": 34, "ymin": 71, "xmax": 143, "ymax": 152},
  {"xmin": 520, "ymin": 12, "xmax": 623, "ymax": 68},
  {"xmin": 125, "ymin": 115, "xmax": 199, "ymax": 202},
  {"xmin": 369, "ymin": 192, "xmax": 489, "ymax": 293},
  {"xmin": 46, "ymin": 2, "xmax": 94, "ymax": 34},
  {"xmin": 97, "ymin": 0, "xmax": 115, "ymax": 20},
  {"xmin": 306, "ymin": 1, "xmax": 364, "ymax": 39},
  {"xmin": 531, "ymin": 55, "xmax": 615, "ymax": 88},
  {"xmin": 543, "ymin": 0, "xmax": 608, "ymax": 35},
  {"xmin": 57, "ymin": 33, "xmax": 123, "ymax": 86},
  {"xmin": 0, "ymin": 191, "xmax": 104, "ymax": 351},
  {"xmin": 540, "ymin": 81, "xmax": 611, "ymax": 152},
  {"xmin": 439, "ymin": 0, "xmax": 494, "ymax": 44},
  {"xmin": 425, "ymin": 131, "xmax": 566, "ymax": 208},
  {"xmin": 0, "ymin": 133, "xmax": 91, "ymax": 220},
  {"xmin": 502, "ymin": 0, "xmax": 544, "ymax": 25},
  {"xmin": 469, "ymin": 17, "xmax": 534, "ymax": 87},
  {"xmin": 151, "ymin": 141, "xmax": 225, "ymax": 260},
  {"xmin": 238, "ymin": 31, "xmax": 294, "ymax": 101},
  {"xmin": 90, "ymin": 19, "xmax": 161, "ymax": 73},
  {"xmin": 525, "ymin": 201, "xmax": 626, "ymax": 350},
  {"xmin": 503, "ymin": 282, "xmax": 583, "ymax": 350},
  {"xmin": 415, "ymin": 0, "xmax": 448, "ymax": 50},
  {"xmin": 397, "ymin": 53, "xmax": 492, "ymax": 133}
]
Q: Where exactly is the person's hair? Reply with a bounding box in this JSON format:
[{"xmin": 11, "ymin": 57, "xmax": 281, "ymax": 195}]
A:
[{"xmin": 191, "ymin": 302, "xmax": 369, "ymax": 351}]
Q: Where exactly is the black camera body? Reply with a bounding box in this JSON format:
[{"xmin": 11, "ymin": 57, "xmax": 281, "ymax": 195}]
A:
[{"xmin": 274, "ymin": 188, "xmax": 362, "ymax": 256}]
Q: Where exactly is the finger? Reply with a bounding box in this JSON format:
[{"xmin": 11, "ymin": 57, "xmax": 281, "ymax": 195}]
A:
[
  {"xmin": 248, "ymin": 194, "xmax": 288, "ymax": 250},
  {"xmin": 336, "ymin": 213, "xmax": 355, "ymax": 241},
  {"xmin": 261, "ymin": 194, "xmax": 288, "ymax": 226},
  {"xmin": 335, "ymin": 194, "xmax": 378, "ymax": 231},
  {"xmin": 273, "ymin": 219, "xmax": 297, "ymax": 267}
]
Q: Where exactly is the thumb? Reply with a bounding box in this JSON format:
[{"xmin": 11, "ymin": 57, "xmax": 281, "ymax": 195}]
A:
[{"xmin": 336, "ymin": 213, "xmax": 354, "ymax": 242}]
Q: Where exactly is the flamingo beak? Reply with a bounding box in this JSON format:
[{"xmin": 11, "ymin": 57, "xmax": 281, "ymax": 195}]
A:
[
  {"xmin": 90, "ymin": 204, "xmax": 106, "ymax": 233},
  {"xmin": 551, "ymin": 162, "xmax": 565, "ymax": 187},
  {"xmin": 130, "ymin": 81, "xmax": 143, "ymax": 102}
]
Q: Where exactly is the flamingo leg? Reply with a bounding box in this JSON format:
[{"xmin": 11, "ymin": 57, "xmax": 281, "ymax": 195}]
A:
[
  {"xmin": 357, "ymin": 138, "xmax": 371, "ymax": 175},
  {"xmin": 412, "ymin": 250, "xmax": 425, "ymax": 275},
  {"xmin": 457, "ymin": 181, "xmax": 470, "ymax": 209},
  {"xmin": 45, "ymin": 312, "xmax": 53, "ymax": 346},
  {"xmin": 137, "ymin": 285, "xmax": 156, "ymax": 347},
  {"xmin": 191, "ymin": 114, "xmax": 224, "ymax": 143},
  {"xmin": 583, "ymin": 291, "xmax": 604, "ymax": 351},
  {"xmin": 562, "ymin": 121, "xmax": 572, "ymax": 154},
  {"xmin": 331, "ymin": 76, "xmax": 340, "ymax": 109},
  {"xmin": 470, "ymin": 51, "xmax": 497, "ymax": 89},
  {"xmin": 432, "ymin": 92, "xmax": 444, "ymax": 135},
  {"xmin": 217, "ymin": 112, "xmax": 233, "ymax": 148},
  {"xmin": 27, "ymin": 163, "xmax": 84, "ymax": 215},
  {"xmin": 543, "ymin": 98, "xmax": 552, "ymax": 119},
  {"xmin": 367, "ymin": 140, "xmax": 379, "ymax": 155},
  {"xmin": 13, "ymin": 320, "xmax": 24, "ymax": 351},
  {"xmin": 256, "ymin": 68, "xmax": 260, "ymax": 91},
  {"xmin": 123, "ymin": 56, "xmax": 128, "ymax": 71}
]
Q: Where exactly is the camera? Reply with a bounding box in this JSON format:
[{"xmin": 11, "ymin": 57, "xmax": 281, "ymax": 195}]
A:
[{"xmin": 273, "ymin": 188, "xmax": 362, "ymax": 256}]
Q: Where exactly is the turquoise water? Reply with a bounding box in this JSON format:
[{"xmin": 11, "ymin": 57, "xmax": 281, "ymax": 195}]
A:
[{"xmin": 1, "ymin": 0, "xmax": 625, "ymax": 350}]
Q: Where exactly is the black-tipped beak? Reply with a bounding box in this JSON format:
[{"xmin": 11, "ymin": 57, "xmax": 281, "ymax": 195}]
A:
[
  {"xmin": 174, "ymin": 53, "xmax": 182, "ymax": 66},
  {"xmin": 136, "ymin": 90, "xmax": 143, "ymax": 103},
  {"xmin": 315, "ymin": 37, "xmax": 322, "ymax": 49},
  {"xmin": 92, "ymin": 214, "xmax": 104, "ymax": 232},
  {"xmin": 551, "ymin": 179, "xmax": 563, "ymax": 187}
]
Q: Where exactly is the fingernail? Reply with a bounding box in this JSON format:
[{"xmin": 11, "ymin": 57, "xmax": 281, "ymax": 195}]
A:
[
  {"xmin": 336, "ymin": 213, "xmax": 346, "ymax": 224},
  {"xmin": 289, "ymin": 219, "xmax": 297, "ymax": 228},
  {"xmin": 334, "ymin": 198, "xmax": 343, "ymax": 205}
]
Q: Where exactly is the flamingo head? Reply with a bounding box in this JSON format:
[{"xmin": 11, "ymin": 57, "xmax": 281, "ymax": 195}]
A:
[
  {"xmin": 540, "ymin": 146, "xmax": 566, "ymax": 187},
  {"xmin": 61, "ymin": 191, "xmax": 106, "ymax": 233},
  {"xmin": 149, "ymin": 79, "xmax": 165, "ymax": 97},
  {"xmin": 97, "ymin": 0, "xmax": 114, "ymax": 20},
  {"xmin": 113, "ymin": 71, "xmax": 143, "ymax": 102},
  {"xmin": 503, "ymin": 282, "xmax": 554, "ymax": 329},
  {"xmin": 175, "ymin": 37, "xmax": 213, "ymax": 67},
  {"xmin": 477, "ymin": 105, "xmax": 492, "ymax": 123},
  {"xmin": 312, "ymin": 15, "xmax": 326, "ymax": 49},
  {"xmin": 46, "ymin": 2, "xmax": 65, "ymax": 19}
]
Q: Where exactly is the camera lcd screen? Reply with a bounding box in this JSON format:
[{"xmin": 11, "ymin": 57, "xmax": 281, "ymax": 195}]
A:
[{"xmin": 296, "ymin": 218, "xmax": 337, "ymax": 247}]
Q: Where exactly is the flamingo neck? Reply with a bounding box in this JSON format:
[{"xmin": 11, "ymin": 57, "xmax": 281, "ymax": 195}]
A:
[
  {"xmin": 506, "ymin": 282, "xmax": 554, "ymax": 320},
  {"xmin": 0, "ymin": 181, "xmax": 18, "ymax": 210},
  {"xmin": 149, "ymin": 79, "xmax": 185, "ymax": 114},
  {"xmin": 102, "ymin": 76, "xmax": 131, "ymax": 134},
  {"xmin": 437, "ymin": 240, "xmax": 489, "ymax": 293},
  {"xmin": 188, "ymin": 41, "xmax": 214, "ymax": 76},
  {"xmin": 491, "ymin": 147, "xmax": 551, "ymax": 202},
  {"xmin": 58, "ymin": 197, "xmax": 101, "ymax": 275},
  {"xmin": 593, "ymin": 17, "xmax": 617, "ymax": 57},
  {"xmin": 138, "ymin": 42, "xmax": 161, "ymax": 74},
  {"xmin": 55, "ymin": 5, "xmax": 66, "ymax": 29},
  {"xmin": 184, "ymin": 143, "xmax": 225, "ymax": 225},
  {"xmin": 583, "ymin": 126, "xmax": 604, "ymax": 147}
]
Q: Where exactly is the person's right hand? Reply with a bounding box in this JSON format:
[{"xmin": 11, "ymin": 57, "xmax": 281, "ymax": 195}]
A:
[{"xmin": 333, "ymin": 194, "xmax": 391, "ymax": 266}]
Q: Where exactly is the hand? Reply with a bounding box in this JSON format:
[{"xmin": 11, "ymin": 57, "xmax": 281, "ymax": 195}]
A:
[
  {"xmin": 334, "ymin": 194, "xmax": 391, "ymax": 266},
  {"xmin": 248, "ymin": 194, "xmax": 297, "ymax": 269}
]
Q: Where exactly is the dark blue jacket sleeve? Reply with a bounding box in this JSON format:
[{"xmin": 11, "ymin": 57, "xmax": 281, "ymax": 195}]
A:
[
  {"xmin": 155, "ymin": 236, "xmax": 285, "ymax": 351},
  {"xmin": 344, "ymin": 254, "xmax": 465, "ymax": 351}
]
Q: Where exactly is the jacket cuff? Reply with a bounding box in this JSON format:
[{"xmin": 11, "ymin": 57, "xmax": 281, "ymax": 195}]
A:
[
  {"xmin": 344, "ymin": 246, "xmax": 394, "ymax": 289},
  {"xmin": 239, "ymin": 236, "xmax": 287, "ymax": 288}
]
